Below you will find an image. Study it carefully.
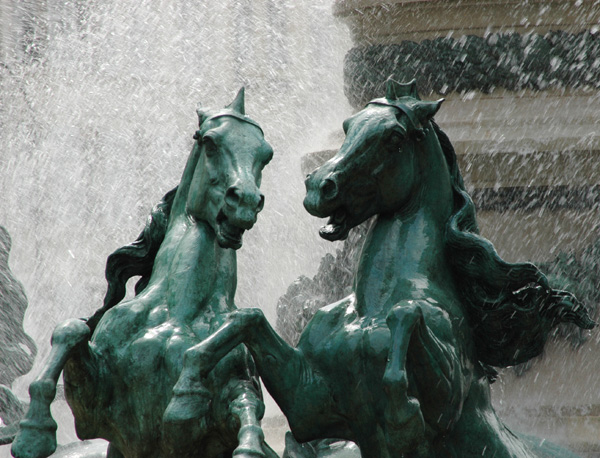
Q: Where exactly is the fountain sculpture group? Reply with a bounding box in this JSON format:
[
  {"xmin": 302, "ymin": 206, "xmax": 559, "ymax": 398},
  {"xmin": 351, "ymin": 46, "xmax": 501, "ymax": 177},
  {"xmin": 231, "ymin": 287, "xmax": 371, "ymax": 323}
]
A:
[{"xmin": 5, "ymin": 82, "xmax": 595, "ymax": 457}]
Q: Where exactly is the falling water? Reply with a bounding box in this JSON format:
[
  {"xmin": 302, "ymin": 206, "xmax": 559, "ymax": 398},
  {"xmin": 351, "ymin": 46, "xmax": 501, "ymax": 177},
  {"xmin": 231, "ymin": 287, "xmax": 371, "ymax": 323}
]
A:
[
  {"xmin": 3, "ymin": 1, "xmax": 599, "ymax": 456},
  {"xmin": 0, "ymin": 0, "xmax": 351, "ymax": 453}
]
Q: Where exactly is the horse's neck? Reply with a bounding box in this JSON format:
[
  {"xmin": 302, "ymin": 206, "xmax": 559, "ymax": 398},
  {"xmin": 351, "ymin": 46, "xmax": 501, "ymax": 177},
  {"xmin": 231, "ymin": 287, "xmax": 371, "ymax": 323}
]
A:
[
  {"xmin": 354, "ymin": 141, "xmax": 457, "ymax": 316},
  {"xmin": 150, "ymin": 215, "xmax": 237, "ymax": 322}
]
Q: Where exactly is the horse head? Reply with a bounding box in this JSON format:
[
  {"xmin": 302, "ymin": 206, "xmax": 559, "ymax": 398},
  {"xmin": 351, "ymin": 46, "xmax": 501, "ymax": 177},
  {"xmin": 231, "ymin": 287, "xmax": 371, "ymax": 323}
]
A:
[
  {"xmin": 186, "ymin": 88, "xmax": 273, "ymax": 249},
  {"xmin": 304, "ymin": 79, "xmax": 443, "ymax": 241}
]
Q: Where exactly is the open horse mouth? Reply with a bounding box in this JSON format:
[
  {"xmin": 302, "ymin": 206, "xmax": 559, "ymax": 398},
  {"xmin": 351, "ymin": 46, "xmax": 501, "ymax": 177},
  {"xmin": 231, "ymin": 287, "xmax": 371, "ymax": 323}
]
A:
[
  {"xmin": 319, "ymin": 207, "xmax": 351, "ymax": 241},
  {"xmin": 216, "ymin": 211, "xmax": 246, "ymax": 250}
]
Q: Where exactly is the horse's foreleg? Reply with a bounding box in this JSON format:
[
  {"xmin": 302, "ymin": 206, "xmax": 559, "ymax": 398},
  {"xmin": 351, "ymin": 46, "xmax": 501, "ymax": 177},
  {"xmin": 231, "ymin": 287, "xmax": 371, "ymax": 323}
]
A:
[
  {"xmin": 384, "ymin": 300, "xmax": 470, "ymax": 454},
  {"xmin": 164, "ymin": 309, "xmax": 273, "ymax": 429},
  {"xmin": 230, "ymin": 390, "xmax": 266, "ymax": 458},
  {"xmin": 383, "ymin": 303, "xmax": 427, "ymax": 455},
  {"xmin": 400, "ymin": 302, "xmax": 469, "ymax": 433},
  {"xmin": 162, "ymin": 317, "xmax": 245, "ymax": 427},
  {"xmin": 11, "ymin": 319, "xmax": 90, "ymax": 458}
]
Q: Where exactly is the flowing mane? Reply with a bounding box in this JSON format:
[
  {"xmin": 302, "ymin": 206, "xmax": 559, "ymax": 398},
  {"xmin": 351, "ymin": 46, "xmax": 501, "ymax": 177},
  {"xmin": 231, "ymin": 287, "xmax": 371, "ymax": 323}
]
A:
[
  {"xmin": 86, "ymin": 186, "xmax": 177, "ymax": 330},
  {"xmin": 432, "ymin": 120, "xmax": 595, "ymax": 367}
]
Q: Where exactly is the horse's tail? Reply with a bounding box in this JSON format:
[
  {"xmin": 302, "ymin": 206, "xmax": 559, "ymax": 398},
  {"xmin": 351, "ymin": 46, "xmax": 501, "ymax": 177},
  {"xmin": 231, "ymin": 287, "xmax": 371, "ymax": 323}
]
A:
[{"xmin": 86, "ymin": 186, "xmax": 177, "ymax": 331}]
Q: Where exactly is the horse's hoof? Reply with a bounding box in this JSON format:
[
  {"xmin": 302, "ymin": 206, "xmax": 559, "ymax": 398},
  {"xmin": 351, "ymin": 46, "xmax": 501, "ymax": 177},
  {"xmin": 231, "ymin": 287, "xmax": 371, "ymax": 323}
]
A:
[
  {"xmin": 233, "ymin": 424, "xmax": 266, "ymax": 458},
  {"xmin": 162, "ymin": 390, "xmax": 209, "ymax": 454},
  {"xmin": 11, "ymin": 420, "xmax": 57, "ymax": 458},
  {"xmin": 385, "ymin": 397, "xmax": 425, "ymax": 453},
  {"xmin": 233, "ymin": 447, "xmax": 266, "ymax": 458}
]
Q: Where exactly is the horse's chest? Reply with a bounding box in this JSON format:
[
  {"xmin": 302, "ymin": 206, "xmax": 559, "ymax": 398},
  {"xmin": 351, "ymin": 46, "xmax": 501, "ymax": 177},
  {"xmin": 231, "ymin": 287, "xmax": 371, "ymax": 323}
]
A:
[
  {"xmin": 94, "ymin": 303, "xmax": 220, "ymax": 387},
  {"xmin": 86, "ymin": 309, "xmax": 241, "ymax": 450},
  {"xmin": 123, "ymin": 317, "xmax": 229, "ymax": 383},
  {"xmin": 310, "ymin": 317, "xmax": 391, "ymax": 414}
]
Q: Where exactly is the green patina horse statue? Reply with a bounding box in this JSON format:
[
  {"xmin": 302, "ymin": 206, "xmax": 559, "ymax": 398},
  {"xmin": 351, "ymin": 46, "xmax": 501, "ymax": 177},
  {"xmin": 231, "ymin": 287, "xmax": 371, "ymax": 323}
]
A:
[
  {"xmin": 12, "ymin": 89, "xmax": 276, "ymax": 458},
  {"xmin": 166, "ymin": 80, "xmax": 594, "ymax": 457}
]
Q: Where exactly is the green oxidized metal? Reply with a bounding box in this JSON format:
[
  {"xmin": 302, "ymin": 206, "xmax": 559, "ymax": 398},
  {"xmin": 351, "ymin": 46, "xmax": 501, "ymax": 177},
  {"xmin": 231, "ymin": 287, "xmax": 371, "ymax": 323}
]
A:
[
  {"xmin": 11, "ymin": 89, "xmax": 277, "ymax": 458},
  {"xmin": 171, "ymin": 80, "xmax": 594, "ymax": 457}
]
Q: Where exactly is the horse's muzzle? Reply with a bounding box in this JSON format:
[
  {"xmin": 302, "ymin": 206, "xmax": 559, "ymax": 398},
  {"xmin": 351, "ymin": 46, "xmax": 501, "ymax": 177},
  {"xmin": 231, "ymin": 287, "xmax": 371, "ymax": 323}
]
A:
[
  {"xmin": 304, "ymin": 172, "xmax": 340, "ymax": 218},
  {"xmin": 223, "ymin": 183, "xmax": 264, "ymax": 230}
]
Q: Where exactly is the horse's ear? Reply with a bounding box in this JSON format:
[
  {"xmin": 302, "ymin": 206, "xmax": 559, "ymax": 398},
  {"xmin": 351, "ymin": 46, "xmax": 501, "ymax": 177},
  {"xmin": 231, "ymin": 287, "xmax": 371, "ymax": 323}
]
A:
[
  {"xmin": 197, "ymin": 106, "xmax": 209, "ymax": 127},
  {"xmin": 226, "ymin": 87, "xmax": 246, "ymax": 115},
  {"xmin": 415, "ymin": 99, "xmax": 444, "ymax": 123},
  {"xmin": 386, "ymin": 78, "xmax": 419, "ymax": 100}
]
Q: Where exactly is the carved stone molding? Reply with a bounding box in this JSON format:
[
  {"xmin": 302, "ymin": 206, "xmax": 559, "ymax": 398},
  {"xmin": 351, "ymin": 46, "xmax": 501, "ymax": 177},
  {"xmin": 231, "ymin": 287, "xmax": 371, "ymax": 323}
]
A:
[
  {"xmin": 344, "ymin": 31, "xmax": 600, "ymax": 107},
  {"xmin": 334, "ymin": 0, "xmax": 600, "ymax": 45}
]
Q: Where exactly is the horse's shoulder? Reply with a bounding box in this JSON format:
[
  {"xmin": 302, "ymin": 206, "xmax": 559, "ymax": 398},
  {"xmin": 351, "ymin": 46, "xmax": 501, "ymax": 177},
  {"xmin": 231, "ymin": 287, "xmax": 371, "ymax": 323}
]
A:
[
  {"xmin": 399, "ymin": 296, "xmax": 466, "ymax": 319},
  {"xmin": 299, "ymin": 295, "xmax": 355, "ymax": 347},
  {"xmin": 315, "ymin": 295, "xmax": 354, "ymax": 322},
  {"xmin": 92, "ymin": 294, "xmax": 166, "ymax": 349}
]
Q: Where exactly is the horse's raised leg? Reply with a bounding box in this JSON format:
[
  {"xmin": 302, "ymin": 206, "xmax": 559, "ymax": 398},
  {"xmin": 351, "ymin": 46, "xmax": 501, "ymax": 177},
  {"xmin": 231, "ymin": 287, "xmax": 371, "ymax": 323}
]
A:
[
  {"xmin": 12, "ymin": 319, "xmax": 90, "ymax": 458},
  {"xmin": 384, "ymin": 300, "xmax": 470, "ymax": 454},
  {"xmin": 383, "ymin": 303, "xmax": 426, "ymax": 454},
  {"xmin": 162, "ymin": 315, "xmax": 257, "ymax": 453},
  {"xmin": 163, "ymin": 321, "xmax": 241, "ymax": 427},
  {"xmin": 164, "ymin": 308, "xmax": 338, "ymax": 443}
]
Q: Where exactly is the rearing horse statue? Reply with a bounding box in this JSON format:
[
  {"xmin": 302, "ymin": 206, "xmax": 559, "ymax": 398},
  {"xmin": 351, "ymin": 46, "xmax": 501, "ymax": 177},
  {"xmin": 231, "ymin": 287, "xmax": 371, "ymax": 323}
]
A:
[
  {"xmin": 167, "ymin": 80, "xmax": 594, "ymax": 457},
  {"xmin": 12, "ymin": 89, "xmax": 277, "ymax": 458}
]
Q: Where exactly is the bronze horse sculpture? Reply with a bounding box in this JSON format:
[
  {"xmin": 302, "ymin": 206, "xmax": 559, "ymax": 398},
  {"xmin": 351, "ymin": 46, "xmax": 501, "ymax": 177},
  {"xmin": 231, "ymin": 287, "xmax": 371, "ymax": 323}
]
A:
[
  {"xmin": 12, "ymin": 89, "xmax": 277, "ymax": 458},
  {"xmin": 167, "ymin": 80, "xmax": 594, "ymax": 457}
]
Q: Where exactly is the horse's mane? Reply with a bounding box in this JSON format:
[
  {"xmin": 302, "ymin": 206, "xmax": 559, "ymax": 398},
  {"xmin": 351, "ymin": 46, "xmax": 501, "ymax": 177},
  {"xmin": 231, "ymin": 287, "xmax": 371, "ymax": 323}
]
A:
[
  {"xmin": 86, "ymin": 186, "xmax": 177, "ymax": 331},
  {"xmin": 431, "ymin": 121, "xmax": 595, "ymax": 367}
]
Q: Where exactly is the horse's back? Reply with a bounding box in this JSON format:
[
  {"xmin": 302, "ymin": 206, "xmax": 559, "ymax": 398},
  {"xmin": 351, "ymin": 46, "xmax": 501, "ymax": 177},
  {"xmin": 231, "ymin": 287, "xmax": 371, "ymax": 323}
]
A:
[{"xmin": 298, "ymin": 295, "xmax": 355, "ymax": 348}]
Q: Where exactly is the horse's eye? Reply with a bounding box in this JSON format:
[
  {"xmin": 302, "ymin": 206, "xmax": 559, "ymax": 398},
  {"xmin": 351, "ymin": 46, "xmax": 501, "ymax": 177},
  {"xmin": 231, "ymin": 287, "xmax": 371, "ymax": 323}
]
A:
[
  {"xmin": 389, "ymin": 132, "xmax": 404, "ymax": 146},
  {"xmin": 203, "ymin": 136, "xmax": 218, "ymax": 156}
]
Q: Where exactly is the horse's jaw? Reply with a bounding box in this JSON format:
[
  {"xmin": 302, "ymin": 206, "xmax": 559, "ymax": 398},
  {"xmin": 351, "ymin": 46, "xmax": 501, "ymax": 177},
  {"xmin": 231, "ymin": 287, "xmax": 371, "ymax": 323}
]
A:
[
  {"xmin": 319, "ymin": 207, "xmax": 351, "ymax": 241},
  {"xmin": 191, "ymin": 211, "xmax": 246, "ymax": 250},
  {"xmin": 304, "ymin": 192, "xmax": 354, "ymax": 241},
  {"xmin": 215, "ymin": 210, "xmax": 246, "ymax": 250},
  {"xmin": 315, "ymin": 199, "xmax": 380, "ymax": 242},
  {"xmin": 305, "ymin": 171, "xmax": 380, "ymax": 242}
]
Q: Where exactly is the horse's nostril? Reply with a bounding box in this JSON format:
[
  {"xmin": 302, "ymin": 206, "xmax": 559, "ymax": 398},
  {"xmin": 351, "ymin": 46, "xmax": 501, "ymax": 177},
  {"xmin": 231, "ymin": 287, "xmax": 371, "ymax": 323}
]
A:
[
  {"xmin": 225, "ymin": 185, "xmax": 263, "ymax": 214},
  {"xmin": 321, "ymin": 178, "xmax": 338, "ymax": 200},
  {"xmin": 257, "ymin": 194, "xmax": 265, "ymax": 212},
  {"xmin": 225, "ymin": 186, "xmax": 241, "ymax": 206}
]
